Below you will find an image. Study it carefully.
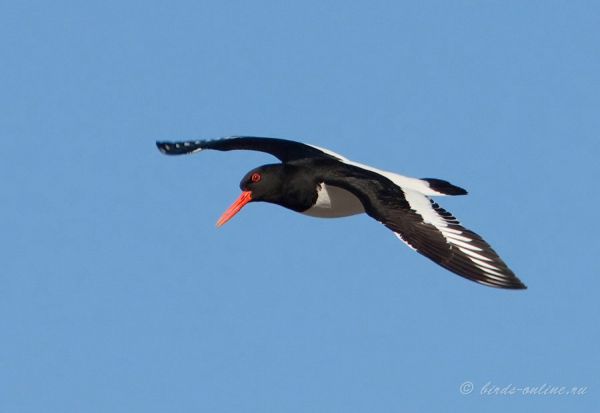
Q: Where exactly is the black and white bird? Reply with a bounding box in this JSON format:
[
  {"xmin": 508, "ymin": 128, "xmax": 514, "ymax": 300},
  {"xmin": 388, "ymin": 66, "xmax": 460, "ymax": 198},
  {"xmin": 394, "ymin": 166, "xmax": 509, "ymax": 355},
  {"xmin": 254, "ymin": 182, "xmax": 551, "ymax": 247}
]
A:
[{"xmin": 156, "ymin": 136, "xmax": 526, "ymax": 290}]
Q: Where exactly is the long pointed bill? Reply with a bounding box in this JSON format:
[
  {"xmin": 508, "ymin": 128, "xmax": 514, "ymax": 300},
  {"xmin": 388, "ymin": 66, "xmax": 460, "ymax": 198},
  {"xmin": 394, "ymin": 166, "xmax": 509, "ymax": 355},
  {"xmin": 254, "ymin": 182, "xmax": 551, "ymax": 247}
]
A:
[{"xmin": 216, "ymin": 191, "xmax": 252, "ymax": 227}]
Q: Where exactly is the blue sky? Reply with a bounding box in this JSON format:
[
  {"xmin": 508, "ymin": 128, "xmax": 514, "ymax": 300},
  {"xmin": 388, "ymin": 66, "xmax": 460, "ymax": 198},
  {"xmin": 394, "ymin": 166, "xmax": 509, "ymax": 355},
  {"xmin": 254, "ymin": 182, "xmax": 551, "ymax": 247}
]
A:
[{"xmin": 1, "ymin": 1, "xmax": 599, "ymax": 411}]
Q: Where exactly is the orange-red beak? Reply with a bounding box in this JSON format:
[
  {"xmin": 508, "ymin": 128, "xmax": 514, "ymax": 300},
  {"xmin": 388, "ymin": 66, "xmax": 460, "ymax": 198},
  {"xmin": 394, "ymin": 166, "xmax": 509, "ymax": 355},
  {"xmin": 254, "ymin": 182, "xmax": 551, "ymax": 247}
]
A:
[{"xmin": 216, "ymin": 191, "xmax": 252, "ymax": 227}]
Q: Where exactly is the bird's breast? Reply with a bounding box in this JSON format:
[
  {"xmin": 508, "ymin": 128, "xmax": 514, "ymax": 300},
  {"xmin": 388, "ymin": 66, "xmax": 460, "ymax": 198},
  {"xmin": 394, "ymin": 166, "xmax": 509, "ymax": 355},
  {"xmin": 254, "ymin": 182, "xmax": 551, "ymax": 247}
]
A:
[{"xmin": 301, "ymin": 183, "xmax": 365, "ymax": 218}]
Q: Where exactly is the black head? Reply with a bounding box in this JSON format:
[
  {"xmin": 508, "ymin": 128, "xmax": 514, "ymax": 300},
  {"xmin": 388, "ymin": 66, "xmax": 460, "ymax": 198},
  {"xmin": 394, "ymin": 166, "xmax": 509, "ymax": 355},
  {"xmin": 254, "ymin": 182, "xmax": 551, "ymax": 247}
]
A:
[
  {"xmin": 216, "ymin": 163, "xmax": 318, "ymax": 227},
  {"xmin": 239, "ymin": 164, "xmax": 288, "ymax": 201}
]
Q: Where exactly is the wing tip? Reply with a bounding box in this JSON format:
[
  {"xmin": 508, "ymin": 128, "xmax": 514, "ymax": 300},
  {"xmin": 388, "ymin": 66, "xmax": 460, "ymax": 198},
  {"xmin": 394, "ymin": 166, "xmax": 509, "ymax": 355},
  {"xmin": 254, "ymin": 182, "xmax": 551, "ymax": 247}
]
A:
[
  {"xmin": 445, "ymin": 262, "xmax": 527, "ymax": 290},
  {"xmin": 156, "ymin": 141, "xmax": 171, "ymax": 154},
  {"xmin": 460, "ymin": 256, "xmax": 527, "ymax": 290},
  {"xmin": 155, "ymin": 140, "xmax": 203, "ymax": 155},
  {"xmin": 482, "ymin": 276, "xmax": 527, "ymax": 290}
]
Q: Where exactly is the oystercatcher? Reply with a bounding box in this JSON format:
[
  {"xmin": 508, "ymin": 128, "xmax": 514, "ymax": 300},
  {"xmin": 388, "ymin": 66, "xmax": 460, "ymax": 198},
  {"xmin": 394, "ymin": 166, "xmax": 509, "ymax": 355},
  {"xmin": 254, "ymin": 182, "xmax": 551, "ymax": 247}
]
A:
[{"xmin": 156, "ymin": 137, "xmax": 526, "ymax": 289}]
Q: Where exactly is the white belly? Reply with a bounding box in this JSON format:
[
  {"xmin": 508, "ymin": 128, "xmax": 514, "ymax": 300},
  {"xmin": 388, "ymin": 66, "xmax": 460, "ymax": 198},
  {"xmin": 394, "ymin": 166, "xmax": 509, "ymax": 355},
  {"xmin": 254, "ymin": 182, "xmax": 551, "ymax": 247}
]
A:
[{"xmin": 301, "ymin": 183, "xmax": 365, "ymax": 218}]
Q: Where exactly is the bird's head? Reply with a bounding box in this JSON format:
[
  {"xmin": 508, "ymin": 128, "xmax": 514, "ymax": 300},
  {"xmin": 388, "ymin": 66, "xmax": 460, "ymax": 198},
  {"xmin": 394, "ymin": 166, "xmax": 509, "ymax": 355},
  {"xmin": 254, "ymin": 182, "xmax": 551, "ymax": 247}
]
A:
[{"xmin": 216, "ymin": 163, "xmax": 316, "ymax": 227}]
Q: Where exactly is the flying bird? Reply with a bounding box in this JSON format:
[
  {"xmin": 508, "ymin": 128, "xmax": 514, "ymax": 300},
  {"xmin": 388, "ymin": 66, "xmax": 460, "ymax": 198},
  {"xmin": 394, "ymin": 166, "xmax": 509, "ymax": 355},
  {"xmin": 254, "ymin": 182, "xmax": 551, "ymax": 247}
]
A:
[{"xmin": 156, "ymin": 136, "xmax": 526, "ymax": 290}]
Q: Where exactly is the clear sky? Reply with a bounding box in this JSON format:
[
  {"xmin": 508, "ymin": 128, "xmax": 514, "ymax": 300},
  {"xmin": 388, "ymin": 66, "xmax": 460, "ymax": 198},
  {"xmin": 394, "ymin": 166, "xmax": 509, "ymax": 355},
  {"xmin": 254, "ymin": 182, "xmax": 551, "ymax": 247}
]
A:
[{"xmin": 1, "ymin": 1, "xmax": 598, "ymax": 412}]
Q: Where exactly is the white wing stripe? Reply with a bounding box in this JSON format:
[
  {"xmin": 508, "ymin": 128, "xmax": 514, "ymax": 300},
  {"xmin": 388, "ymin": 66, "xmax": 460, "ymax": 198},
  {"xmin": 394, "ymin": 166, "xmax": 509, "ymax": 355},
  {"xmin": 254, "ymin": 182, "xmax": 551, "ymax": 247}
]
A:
[
  {"xmin": 402, "ymin": 189, "xmax": 486, "ymax": 253},
  {"xmin": 446, "ymin": 237, "xmax": 483, "ymax": 251},
  {"xmin": 457, "ymin": 247, "xmax": 493, "ymax": 262},
  {"xmin": 478, "ymin": 266, "xmax": 506, "ymax": 279},
  {"xmin": 442, "ymin": 231, "xmax": 472, "ymax": 242},
  {"xmin": 439, "ymin": 227, "xmax": 465, "ymax": 235},
  {"xmin": 403, "ymin": 190, "xmax": 448, "ymax": 226},
  {"xmin": 469, "ymin": 257, "xmax": 500, "ymax": 271}
]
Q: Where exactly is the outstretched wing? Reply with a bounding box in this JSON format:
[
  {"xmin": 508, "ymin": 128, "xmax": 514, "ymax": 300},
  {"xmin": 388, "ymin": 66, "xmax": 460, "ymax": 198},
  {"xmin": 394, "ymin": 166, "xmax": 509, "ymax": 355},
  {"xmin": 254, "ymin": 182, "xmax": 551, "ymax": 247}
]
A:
[
  {"xmin": 156, "ymin": 136, "xmax": 340, "ymax": 163},
  {"xmin": 322, "ymin": 167, "xmax": 526, "ymax": 289}
]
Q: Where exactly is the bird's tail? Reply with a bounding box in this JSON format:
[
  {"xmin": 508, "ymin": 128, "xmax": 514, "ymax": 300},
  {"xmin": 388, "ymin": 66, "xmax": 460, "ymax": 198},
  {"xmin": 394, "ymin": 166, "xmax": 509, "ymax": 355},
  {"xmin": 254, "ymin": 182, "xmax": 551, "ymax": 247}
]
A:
[{"xmin": 421, "ymin": 178, "xmax": 468, "ymax": 196}]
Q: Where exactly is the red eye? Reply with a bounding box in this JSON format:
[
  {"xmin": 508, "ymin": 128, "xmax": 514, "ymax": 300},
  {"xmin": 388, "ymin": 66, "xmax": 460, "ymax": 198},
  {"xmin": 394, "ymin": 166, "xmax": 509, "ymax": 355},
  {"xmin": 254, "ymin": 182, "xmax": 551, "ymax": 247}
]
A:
[{"xmin": 251, "ymin": 173, "xmax": 261, "ymax": 183}]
